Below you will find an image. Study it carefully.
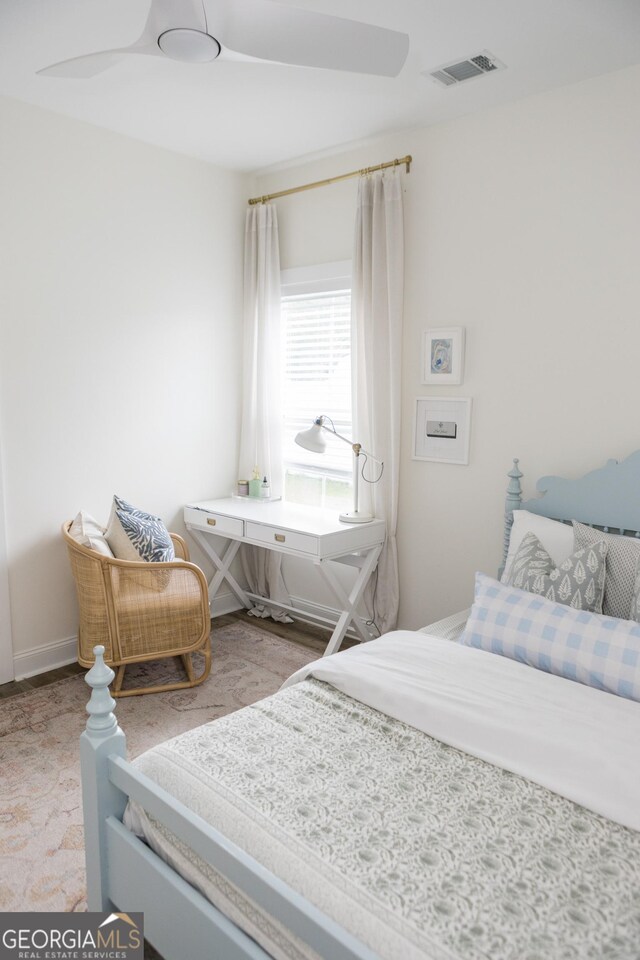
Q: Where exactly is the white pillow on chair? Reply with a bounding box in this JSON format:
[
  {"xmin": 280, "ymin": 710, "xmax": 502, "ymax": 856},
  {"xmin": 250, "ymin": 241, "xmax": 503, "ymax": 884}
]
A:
[{"xmin": 69, "ymin": 511, "xmax": 114, "ymax": 557}]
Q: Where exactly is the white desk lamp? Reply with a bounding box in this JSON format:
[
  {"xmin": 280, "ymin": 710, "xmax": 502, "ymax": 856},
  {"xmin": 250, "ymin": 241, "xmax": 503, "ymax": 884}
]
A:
[{"xmin": 294, "ymin": 416, "xmax": 383, "ymax": 524}]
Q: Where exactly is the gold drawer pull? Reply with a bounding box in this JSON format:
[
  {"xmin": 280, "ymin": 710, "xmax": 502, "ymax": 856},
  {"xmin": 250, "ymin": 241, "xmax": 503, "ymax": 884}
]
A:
[
  {"xmin": 207, "ymin": 518, "xmax": 217, "ymax": 526},
  {"xmin": 274, "ymin": 533, "xmax": 286, "ymax": 543}
]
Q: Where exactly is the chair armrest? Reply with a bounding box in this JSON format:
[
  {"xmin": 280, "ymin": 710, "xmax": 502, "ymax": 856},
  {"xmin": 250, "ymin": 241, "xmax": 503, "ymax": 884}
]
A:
[
  {"xmin": 170, "ymin": 532, "xmax": 189, "ymax": 562},
  {"xmin": 107, "ymin": 558, "xmax": 211, "ymax": 661}
]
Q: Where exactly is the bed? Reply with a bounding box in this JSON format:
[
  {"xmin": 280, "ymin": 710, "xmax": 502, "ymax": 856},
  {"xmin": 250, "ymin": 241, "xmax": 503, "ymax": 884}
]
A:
[{"xmin": 80, "ymin": 451, "xmax": 640, "ymax": 960}]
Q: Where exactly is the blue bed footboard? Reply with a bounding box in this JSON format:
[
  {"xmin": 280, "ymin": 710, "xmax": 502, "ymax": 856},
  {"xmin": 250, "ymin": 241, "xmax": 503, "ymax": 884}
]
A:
[{"xmin": 80, "ymin": 646, "xmax": 378, "ymax": 960}]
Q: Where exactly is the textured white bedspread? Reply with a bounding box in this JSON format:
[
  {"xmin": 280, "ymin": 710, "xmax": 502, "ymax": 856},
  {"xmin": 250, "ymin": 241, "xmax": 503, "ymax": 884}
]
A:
[
  {"xmin": 126, "ymin": 632, "xmax": 640, "ymax": 960},
  {"xmin": 284, "ymin": 631, "xmax": 640, "ymax": 832}
]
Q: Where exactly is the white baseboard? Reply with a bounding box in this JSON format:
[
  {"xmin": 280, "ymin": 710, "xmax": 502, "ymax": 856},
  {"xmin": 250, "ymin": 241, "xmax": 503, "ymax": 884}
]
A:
[
  {"xmin": 288, "ymin": 594, "xmax": 342, "ymax": 624},
  {"xmin": 214, "ymin": 592, "xmax": 358, "ymax": 627},
  {"xmin": 287, "ymin": 595, "xmax": 365, "ymax": 638},
  {"xmin": 211, "ymin": 591, "xmax": 243, "ymax": 617},
  {"xmin": 14, "ymin": 635, "xmax": 78, "ymax": 681},
  {"xmin": 11, "ymin": 593, "xmax": 342, "ymax": 681},
  {"xmin": 13, "ymin": 593, "xmax": 241, "ymax": 681}
]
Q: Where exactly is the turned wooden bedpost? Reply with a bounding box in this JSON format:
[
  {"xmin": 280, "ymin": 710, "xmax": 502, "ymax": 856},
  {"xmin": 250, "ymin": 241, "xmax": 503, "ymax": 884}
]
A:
[
  {"xmin": 80, "ymin": 645, "xmax": 127, "ymax": 911},
  {"xmin": 499, "ymin": 459, "xmax": 523, "ymax": 578}
]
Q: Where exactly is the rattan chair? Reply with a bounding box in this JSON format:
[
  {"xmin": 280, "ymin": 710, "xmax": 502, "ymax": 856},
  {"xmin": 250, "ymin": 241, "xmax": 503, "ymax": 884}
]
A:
[{"xmin": 63, "ymin": 521, "xmax": 211, "ymax": 697}]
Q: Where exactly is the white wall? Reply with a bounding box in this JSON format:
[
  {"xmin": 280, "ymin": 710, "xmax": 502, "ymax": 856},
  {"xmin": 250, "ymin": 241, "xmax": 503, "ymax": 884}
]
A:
[
  {"xmin": 257, "ymin": 63, "xmax": 640, "ymax": 629},
  {"xmin": 0, "ymin": 421, "xmax": 12, "ymax": 683},
  {"xmin": 0, "ymin": 96, "xmax": 248, "ymax": 677}
]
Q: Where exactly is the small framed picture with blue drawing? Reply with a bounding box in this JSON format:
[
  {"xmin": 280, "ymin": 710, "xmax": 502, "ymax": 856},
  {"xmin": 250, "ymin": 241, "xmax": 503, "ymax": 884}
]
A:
[{"xmin": 422, "ymin": 326, "xmax": 465, "ymax": 385}]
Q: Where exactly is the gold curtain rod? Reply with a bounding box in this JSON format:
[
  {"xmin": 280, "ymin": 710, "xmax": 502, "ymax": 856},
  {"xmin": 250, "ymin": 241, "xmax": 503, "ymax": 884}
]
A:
[{"xmin": 248, "ymin": 155, "xmax": 412, "ymax": 206}]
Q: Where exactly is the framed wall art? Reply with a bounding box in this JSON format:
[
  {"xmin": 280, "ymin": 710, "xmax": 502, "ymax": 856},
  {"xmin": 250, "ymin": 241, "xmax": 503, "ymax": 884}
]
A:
[
  {"xmin": 422, "ymin": 326, "xmax": 465, "ymax": 385},
  {"xmin": 413, "ymin": 396, "xmax": 472, "ymax": 464}
]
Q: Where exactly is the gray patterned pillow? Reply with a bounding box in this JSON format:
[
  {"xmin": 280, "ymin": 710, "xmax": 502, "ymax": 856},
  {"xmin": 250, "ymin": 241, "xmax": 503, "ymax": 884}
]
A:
[
  {"xmin": 632, "ymin": 557, "xmax": 640, "ymax": 624},
  {"xmin": 504, "ymin": 530, "xmax": 553, "ymax": 588},
  {"xmin": 573, "ymin": 521, "xmax": 640, "ymax": 620},
  {"xmin": 508, "ymin": 531, "xmax": 607, "ymax": 613}
]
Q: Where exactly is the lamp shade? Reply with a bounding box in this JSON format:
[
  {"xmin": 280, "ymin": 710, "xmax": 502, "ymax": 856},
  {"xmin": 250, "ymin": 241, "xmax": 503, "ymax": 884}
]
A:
[{"xmin": 294, "ymin": 422, "xmax": 327, "ymax": 454}]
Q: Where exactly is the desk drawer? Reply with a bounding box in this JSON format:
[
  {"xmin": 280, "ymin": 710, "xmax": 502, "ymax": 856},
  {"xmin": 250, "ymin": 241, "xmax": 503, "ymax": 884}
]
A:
[
  {"xmin": 246, "ymin": 521, "xmax": 319, "ymax": 556},
  {"xmin": 184, "ymin": 507, "xmax": 244, "ymax": 538}
]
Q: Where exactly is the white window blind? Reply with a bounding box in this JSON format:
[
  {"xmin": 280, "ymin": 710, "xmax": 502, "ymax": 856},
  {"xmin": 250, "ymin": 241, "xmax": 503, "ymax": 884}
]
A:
[{"xmin": 280, "ymin": 265, "xmax": 352, "ymax": 508}]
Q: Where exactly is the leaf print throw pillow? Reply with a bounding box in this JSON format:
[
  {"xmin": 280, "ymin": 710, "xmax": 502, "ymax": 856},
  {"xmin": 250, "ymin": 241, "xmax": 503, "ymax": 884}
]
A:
[
  {"xmin": 504, "ymin": 530, "xmax": 554, "ymax": 588},
  {"xmin": 507, "ymin": 531, "xmax": 608, "ymax": 613},
  {"xmin": 106, "ymin": 495, "xmax": 175, "ymax": 563}
]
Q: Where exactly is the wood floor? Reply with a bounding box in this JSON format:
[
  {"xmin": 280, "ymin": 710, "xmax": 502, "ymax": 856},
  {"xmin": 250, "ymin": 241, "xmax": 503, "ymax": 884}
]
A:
[
  {"xmin": 216, "ymin": 609, "xmax": 357, "ymax": 655},
  {"xmin": 0, "ymin": 660, "xmax": 85, "ymax": 700},
  {"xmin": 0, "ymin": 611, "xmax": 356, "ymax": 701}
]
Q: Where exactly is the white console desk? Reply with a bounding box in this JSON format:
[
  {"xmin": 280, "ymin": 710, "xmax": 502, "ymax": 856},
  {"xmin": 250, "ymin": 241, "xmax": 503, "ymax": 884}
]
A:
[{"xmin": 184, "ymin": 497, "xmax": 386, "ymax": 656}]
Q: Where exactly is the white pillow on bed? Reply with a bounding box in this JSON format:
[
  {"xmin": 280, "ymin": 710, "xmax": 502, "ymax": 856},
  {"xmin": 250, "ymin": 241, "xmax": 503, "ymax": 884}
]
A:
[
  {"xmin": 502, "ymin": 509, "xmax": 574, "ymax": 583},
  {"xmin": 460, "ymin": 572, "xmax": 640, "ymax": 702}
]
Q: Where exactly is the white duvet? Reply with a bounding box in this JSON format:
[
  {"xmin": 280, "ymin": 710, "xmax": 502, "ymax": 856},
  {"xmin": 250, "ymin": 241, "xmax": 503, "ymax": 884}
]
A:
[{"xmin": 283, "ymin": 631, "xmax": 640, "ymax": 832}]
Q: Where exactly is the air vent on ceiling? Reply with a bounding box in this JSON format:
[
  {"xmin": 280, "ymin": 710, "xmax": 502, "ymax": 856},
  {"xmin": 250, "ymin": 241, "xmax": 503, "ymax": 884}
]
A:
[{"xmin": 425, "ymin": 50, "xmax": 506, "ymax": 88}]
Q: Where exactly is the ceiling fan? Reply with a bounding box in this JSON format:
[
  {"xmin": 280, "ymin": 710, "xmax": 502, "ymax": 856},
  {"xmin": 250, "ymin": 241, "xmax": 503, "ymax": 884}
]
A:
[{"xmin": 38, "ymin": 0, "xmax": 409, "ymax": 79}]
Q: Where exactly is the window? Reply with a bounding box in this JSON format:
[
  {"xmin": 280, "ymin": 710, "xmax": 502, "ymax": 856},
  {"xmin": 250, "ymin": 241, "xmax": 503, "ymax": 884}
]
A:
[{"xmin": 281, "ymin": 262, "xmax": 352, "ymax": 509}]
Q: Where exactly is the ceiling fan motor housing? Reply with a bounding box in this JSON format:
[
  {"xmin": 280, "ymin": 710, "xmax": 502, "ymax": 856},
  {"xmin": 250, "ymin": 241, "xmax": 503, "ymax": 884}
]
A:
[{"xmin": 158, "ymin": 28, "xmax": 221, "ymax": 63}]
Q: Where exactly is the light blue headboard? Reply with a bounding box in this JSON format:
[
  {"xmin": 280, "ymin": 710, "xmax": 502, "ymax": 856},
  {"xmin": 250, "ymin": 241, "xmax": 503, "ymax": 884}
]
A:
[{"xmin": 502, "ymin": 450, "xmax": 640, "ymax": 574}]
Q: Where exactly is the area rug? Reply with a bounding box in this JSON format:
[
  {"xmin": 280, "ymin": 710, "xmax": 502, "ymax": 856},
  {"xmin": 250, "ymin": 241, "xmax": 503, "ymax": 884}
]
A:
[{"xmin": 0, "ymin": 621, "xmax": 317, "ymax": 913}]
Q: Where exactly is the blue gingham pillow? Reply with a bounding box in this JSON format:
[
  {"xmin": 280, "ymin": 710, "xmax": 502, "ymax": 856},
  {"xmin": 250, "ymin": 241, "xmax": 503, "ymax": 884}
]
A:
[{"xmin": 460, "ymin": 572, "xmax": 640, "ymax": 702}]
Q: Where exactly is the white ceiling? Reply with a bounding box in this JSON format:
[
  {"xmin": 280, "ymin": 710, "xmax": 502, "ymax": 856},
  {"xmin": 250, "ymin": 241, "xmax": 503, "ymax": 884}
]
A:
[{"xmin": 1, "ymin": 0, "xmax": 639, "ymax": 172}]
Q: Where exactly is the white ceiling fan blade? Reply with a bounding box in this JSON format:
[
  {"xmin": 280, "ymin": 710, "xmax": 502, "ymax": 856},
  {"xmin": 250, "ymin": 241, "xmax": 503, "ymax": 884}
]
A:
[
  {"xmin": 216, "ymin": 47, "xmax": 264, "ymax": 65},
  {"xmin": 37, "ymin": 49, "xmax": 133, "ymax": 79},
  {"xmin": 210, "ymin": 0, "xmax": 409, "ymax": 77},
  {"xmin": 37, "ymin": 0, "xmax": 207, "ymax": 78}
]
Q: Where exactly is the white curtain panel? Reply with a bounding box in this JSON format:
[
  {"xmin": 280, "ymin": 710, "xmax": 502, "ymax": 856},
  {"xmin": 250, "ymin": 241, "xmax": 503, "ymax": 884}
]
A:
[
  {"xmin": 239, "ymin": 203, "xmax": 291, "ymax": 621},
  {"xmin": 239, "ymin": 203, "xmax": 283, "ymax": 488},
  {"xmin": 352, "ymin": 171, "xmax": 405, "ymax": 634}
]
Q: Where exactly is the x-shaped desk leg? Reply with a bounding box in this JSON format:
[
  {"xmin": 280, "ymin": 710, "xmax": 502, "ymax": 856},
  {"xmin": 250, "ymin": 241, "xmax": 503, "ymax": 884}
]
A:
[
  {"xmin": 317, "ymin": 543, "xmax": 383, "ymax": 657},
  {"xmin": 187, "ymin": 528, "xmax": 251, "ymax": 610}
]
